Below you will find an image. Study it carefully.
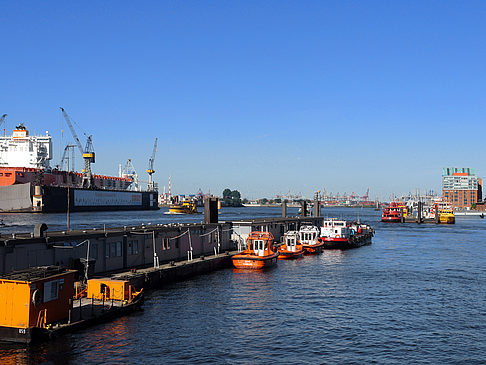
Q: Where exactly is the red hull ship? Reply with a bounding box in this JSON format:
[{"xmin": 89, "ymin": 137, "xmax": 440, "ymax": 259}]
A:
[
  {"xmin": 0, "ymin": 122, "xmax": 158, "ymax": 212},
  {"xmin": 381, "ymin": 202, "xmax": 404, "ymax": 223},
  {"xmin": 320, "ymin": 219, "xmax": 374, "ymax": 249}
]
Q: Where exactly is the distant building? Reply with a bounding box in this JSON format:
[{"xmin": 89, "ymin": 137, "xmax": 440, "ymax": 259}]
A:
[{"xmin": 442, "ymin": 167, "xmax": 482, "ymax": 209}]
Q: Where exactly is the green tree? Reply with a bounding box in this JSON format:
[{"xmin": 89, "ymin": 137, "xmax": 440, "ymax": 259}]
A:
[
  {"xmin": 222, "ymin": 188, "xmax": 243, "ymax": 207},
  {"xmin": 222, "ymin": 188, "xmax": 232, "ymax": 199}
]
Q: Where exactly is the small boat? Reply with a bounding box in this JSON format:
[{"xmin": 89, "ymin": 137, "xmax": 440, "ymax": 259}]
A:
[
  {"xmin": 381, "ymin": 202, "xmax": 404, "ymax": 222},
  {"xmin": 438, "ymin": 208, "xmax": 455, "ymax": 224},
  {"xmin": 320, "ymin": 219, "xmax": 374, "ymax": 249},
  {"xmin": 168, "ymin": 199, "xmax": 198, "ymax": 214},
  {"xmin": 232, "ymin": 231, "xmax": 279, "ymax": 269},
  {"xmin": 429, "ymin": 199, "xmax": 455, "ymax": 224},
  {"xmin": 277, "ymin": 231, "xmax": 304, "ymax": 259},
  {"xmin": 299, "ymin": 225, "xmax": 325, "ymax": 254}
]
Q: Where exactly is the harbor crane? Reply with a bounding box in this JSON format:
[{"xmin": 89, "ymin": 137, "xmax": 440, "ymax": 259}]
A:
[
  {"xmin": 0, "ymin": 114, "xmax": 7, "ymax": 130},
  {"xmin": 147, "ymin": 137, "xmax": 158, "ymax": 191},
  {"xmin": 58, "ymin": 144, "xmax": 77, "ymax": 171},
  {"xmin": 60, "ymin": 107, "xmax": 95, "ymax": 188},
  {"xmin": 120, "ymin": 159, "xmax": 140, "ymax": 191}
]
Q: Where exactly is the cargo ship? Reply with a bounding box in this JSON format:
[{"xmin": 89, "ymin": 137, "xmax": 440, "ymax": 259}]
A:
[{"xmin": 0, "ymin": 124, "xmax": 158, "ymax": 212}]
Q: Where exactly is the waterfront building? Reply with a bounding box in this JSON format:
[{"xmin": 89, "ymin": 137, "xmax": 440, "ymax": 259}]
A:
[{"xmin": 442, "ymin": 167, "xmax": 482, "ymax": 209}]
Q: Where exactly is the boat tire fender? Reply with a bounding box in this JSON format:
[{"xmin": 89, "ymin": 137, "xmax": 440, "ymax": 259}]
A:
[{"xmin": 32, "ymin": 289, "xmax": 42, "ymax": 306}]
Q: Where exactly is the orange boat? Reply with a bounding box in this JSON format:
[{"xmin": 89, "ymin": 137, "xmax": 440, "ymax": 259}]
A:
[
  {"xmin": 278, "ymin": 231, "xmax": 304, "ymax": 259},
  {"xmin": 299, "ymin": 225, "xmax": 325, "ymax": 254},
  {"xmin": 232, "ymin": 231, "xmax": 279, "ymax": 269}
]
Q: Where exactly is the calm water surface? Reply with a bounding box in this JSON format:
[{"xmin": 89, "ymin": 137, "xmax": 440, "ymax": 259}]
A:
[{"xmin": 0, "ymin": 207, "xmax": 485, "ymax": 364}]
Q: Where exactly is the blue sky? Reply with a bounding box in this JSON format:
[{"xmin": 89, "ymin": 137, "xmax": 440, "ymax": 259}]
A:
[{"xmin": 1, "ymin": 1, "xmax": 485, "ymax": 200}]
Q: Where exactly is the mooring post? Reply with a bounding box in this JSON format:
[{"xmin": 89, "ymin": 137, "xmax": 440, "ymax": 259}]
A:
[
  {"xmin": 301, "ymin": 201, "xmax": 307, "ymax": 217},
  {"xmin": 282, "ymin": 201, "xmax": 287, "ymax": 218},
  {"xmin": 417, "ymin": 201, "xmax": 422, "ymax": 224},
  {"xmin": 204, "ymin": 197, "xmax": 219, "ymax": 224},
  {"xmin": 313, "ymin": 199, "xmax": 320, "ymax": 217}
]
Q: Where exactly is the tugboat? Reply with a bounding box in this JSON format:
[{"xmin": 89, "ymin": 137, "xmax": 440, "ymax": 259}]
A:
[
  {"xmin": 232, "ymin": 231, "xmax": 279, "ymax": 269},
  {"xmin": 438, "ymin": 208, "xmax": 455, "ymax": 224},
  {"xmin": 277, "ymin": 231, "xmax": 304, "ymax": 259},
  {"xmin": 320, "ymin": 219, "xmax": 374, "ymax": 249},
  {"xmin": 381, "ymin": 202, "xmax": 404, "ymax": 222},
  {"xmin": 299, "ymin": 225, "xmax": 325, "ymax": 254},
  {"xmin": 168, "ymin": 199, "xmax": 198, "ymax": 214}
]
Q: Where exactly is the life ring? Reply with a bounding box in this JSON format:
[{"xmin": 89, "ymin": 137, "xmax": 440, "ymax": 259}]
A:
[
  {"xmin": 336, "ymin": 235, "xmax": 340, "ymax": 238},
  {"xmin": 32, "ymin": 289, "xmax": 41, "ymax": 306}
]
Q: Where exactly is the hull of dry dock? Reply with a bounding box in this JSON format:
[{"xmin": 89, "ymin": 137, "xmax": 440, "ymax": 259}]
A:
[{"xmin": 0, "ymin": 183, "xmax": 159, "ymax": 213}]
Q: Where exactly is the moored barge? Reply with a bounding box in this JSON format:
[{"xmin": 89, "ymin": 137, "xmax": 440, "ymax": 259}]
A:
[{"xmin": 0, "ymin": 266, "xmax": 143, "ymax": 344}]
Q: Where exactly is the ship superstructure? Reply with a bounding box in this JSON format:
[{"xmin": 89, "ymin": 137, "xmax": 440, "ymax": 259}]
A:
[{"xmin": 0, "ymin": 124, "xmax": 52, "ymax": 169}]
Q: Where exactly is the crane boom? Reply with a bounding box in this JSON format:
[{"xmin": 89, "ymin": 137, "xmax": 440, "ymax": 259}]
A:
[
  {"xmin": 147, "ymin": 137, "xmax": 158, "ymax": 191},
  {"xmin": 0, "ymin": 114, "xmax": 7, "ymax": 129},
  {"xmin": 59, "ymin": 107, "xmax": 95, "ymax": 188},
  {"xmin": 59, "ymin": 108, "xmax": 84, "ymax": 155},
  {"xmin": 147, "ymin": 137, "xmax": 158, "ymax": 172}
]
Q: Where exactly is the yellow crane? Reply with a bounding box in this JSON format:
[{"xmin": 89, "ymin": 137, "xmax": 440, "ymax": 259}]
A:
[
  {"xmin": 147, "ymin": 137, "xmax": 158, "ymax": 191},
  {"xmin": 60, "ymin": 107, "xmax": 95, "ymax": 188}
]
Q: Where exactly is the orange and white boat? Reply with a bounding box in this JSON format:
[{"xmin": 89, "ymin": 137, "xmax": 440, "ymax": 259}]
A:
[
  {"xmin": 299, "ymin": 225, "xmax": 325, "ymax": 254},
  {"xmin": 232, "ymin": 231, "xmax": 279, "ymax": 269},
  {"xmin": 277, "ymin": 231, "xmax": 304, "ymax": 259}
]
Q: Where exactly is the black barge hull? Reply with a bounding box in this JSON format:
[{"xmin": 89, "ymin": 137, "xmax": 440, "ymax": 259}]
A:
[{"xmin": 0, "ymin": 183, "xmax": 159, "ymax": 213}]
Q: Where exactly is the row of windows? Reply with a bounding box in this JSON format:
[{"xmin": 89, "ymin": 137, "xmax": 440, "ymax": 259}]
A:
[
  {"xmin": 106, "ymin": 241, "xmax": 122, "ymax": 258},
  {"xmin": 102, "ymin": 234, "xmax": 218, "ymax": 258}
]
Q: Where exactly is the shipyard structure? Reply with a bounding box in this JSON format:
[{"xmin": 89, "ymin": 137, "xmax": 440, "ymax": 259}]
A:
[{"xmin": 0, "ymin": 123, "xmax": 158, "ymax": 212}]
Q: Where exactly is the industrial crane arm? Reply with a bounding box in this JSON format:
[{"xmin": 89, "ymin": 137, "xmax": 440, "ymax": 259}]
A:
[
  {"xmin": 59, "ymin": 107, "xmax": 84, "ymax": 155},
  {"xmin": 147, "ymin": 137, "xmax": 158, "ymax": 172},
  {"xmin": 0, "ymin": 114, "xmax": 7, "ymax": 128}
]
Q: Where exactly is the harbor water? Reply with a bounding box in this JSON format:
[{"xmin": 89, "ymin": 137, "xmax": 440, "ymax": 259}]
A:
[{"xmin": 1, "ymin": 207, "xmax": 485, "ymax": 364}]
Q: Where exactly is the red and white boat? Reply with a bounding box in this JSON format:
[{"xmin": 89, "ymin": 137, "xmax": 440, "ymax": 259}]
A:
[
  {"xmin": 299, "ymin": 225, "xmax": 325, "ymax": 254},
  {"xmin": 320, "ymin": 219, "xmax": 374, "ymax": 249},
  {"xmin": 381, "ymin": 202, "xmax": 404, "ymax": 223}
]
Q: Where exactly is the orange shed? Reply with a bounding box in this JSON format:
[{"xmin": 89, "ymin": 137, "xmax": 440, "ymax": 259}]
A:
[
  {"xmin": 87, "ymin": 279, "xmax": 132, "ymax": 301},
  {"xmin": 0, "ymin": 266, "xmax": 75, "ymax": 342}
]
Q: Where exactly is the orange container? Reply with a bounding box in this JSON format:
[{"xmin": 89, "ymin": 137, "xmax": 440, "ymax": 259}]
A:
[
  {"xmin": 87, "ymin": 279, "xmax": 131, "ymax": 301},
  {"xmin": 0, "ymin": 267, "xmax": 75, "ymax": 329}
]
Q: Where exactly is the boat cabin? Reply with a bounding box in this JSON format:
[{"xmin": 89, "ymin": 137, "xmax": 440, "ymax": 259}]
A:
[
  {"xmin": 321, "ymin": 219, "xmax": 351, "ymax": 239},
  {"xmin": 87, "ymin": 279, "xmax": 136, "ymax": 302},
  {"xmin": 0, "ymin": 266, "xmax": 75, "ymax": 330},
  {"xmin": 247, "ymin": 231, "xmax": 274, "ymax": 257},
  {"xmin": 282, "ymin": 231, "xmax": 300, "ymax": 252},
  {"xmin": 299, "ymin": 225, "xmax": 320, "ymax": 245}
]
